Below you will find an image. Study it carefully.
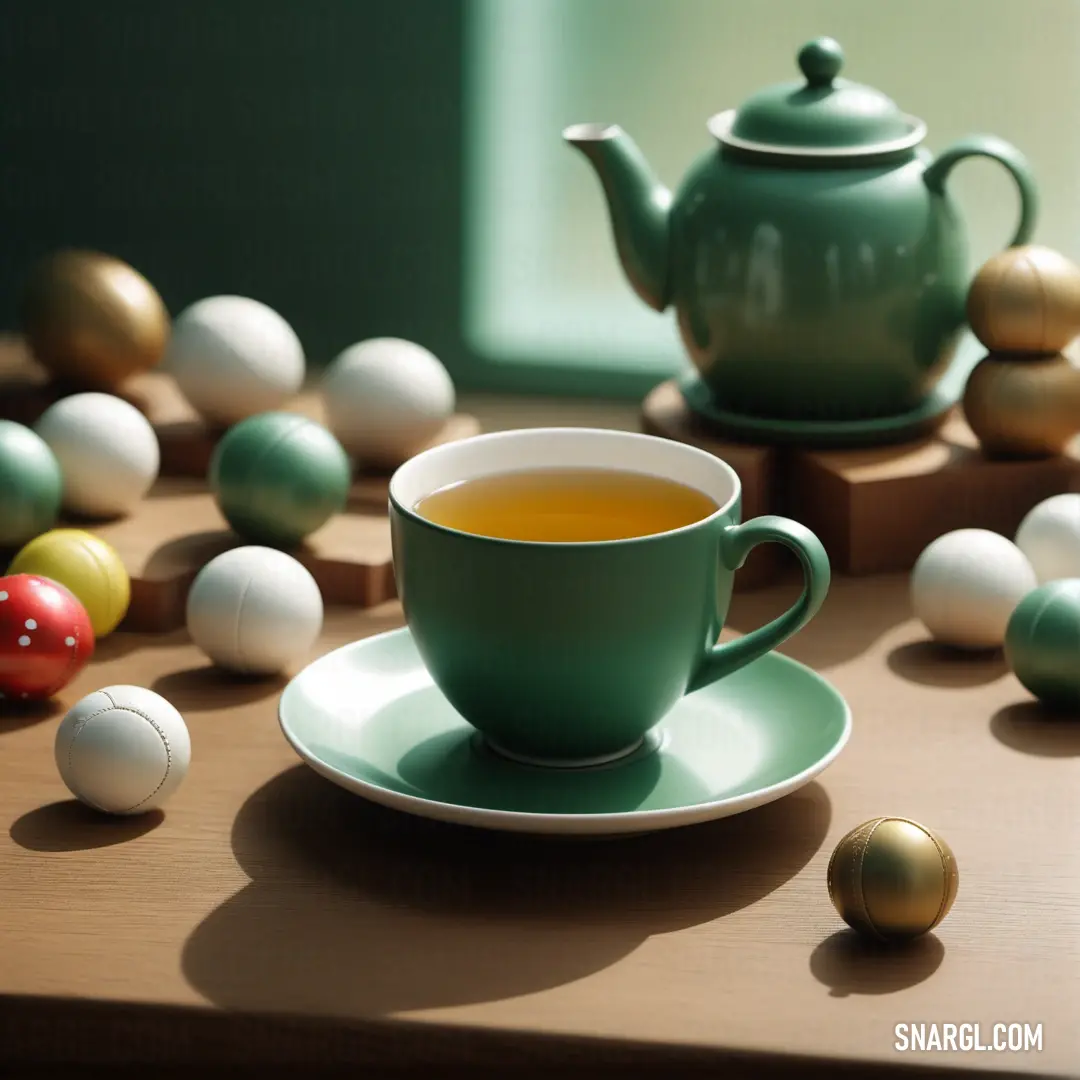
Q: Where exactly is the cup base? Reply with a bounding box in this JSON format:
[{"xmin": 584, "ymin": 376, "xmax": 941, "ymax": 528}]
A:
[{"xmin": 477, "ymin": 728, "xmax": 663, "ymax": 770}]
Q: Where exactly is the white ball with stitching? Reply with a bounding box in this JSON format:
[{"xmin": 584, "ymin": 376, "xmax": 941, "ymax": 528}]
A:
[
  {"xmin": 1015, "ymin": 493, "xmax": 1080, "ymax": 584},
  {"xmin": 185, "ymin": 546, "xmax": 323, "ymax": 675},
  {"xmin": 164, "ymin": 295, "xmax": 306, "ymax": 425},
  {"xmin": 319, "ymin": 337, "xmax": 455, "ymax": 466},
  {"xmin": 911, "ymin": 528, "xmax": 1037, "ymax": 649},
  {"xmin": 34, "ymin": 392, "xmax": 160, "ymax": 518},
  {"xmin": 55, "ymin": 685, "xmax": 191, "ymax": 815}
]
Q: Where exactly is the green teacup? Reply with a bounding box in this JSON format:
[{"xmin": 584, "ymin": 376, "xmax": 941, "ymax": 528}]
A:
[{"xmin": 389, "ymin": 428, "xmax": 830, "ymax": 767}]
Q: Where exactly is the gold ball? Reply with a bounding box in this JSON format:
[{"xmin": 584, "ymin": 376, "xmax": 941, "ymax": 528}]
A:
[
  {"xmin": 962, "ymin": 352, "xmax": 1080, "ymax": 458},
  {"xmin": 967, "ymin": 244, "xmax": 1080, "ymax": 354},
  {"xmin": 20, "ymin": 250, "xmax": 170, "ymax": 389},
  {"xmin": 827, "ymin": 817, "xmax": 959, "ymax": 942}
]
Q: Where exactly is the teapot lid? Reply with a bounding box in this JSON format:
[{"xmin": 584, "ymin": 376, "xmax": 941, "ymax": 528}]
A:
[{"xmin": 707, "ymin": 38, "xmax": 926, "ymax": 157}]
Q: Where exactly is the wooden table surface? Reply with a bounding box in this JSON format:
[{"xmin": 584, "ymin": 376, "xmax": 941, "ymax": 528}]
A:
[{"xmin": 1, "ymin": 396, "xmax": 1077, "ymax": 1079}]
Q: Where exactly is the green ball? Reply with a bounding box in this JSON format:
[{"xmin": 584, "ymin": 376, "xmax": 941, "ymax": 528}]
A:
[
  {"xmin": 1004, "ymin": 580, "xmax": 1080, "ymax": 709},
  {"xmin": 0, "ymin": 419, "xmax": 63, "ymax": 548},
  {"xmin": 209, "ymin": 411, "xmax": 352, "ymax": 548}
]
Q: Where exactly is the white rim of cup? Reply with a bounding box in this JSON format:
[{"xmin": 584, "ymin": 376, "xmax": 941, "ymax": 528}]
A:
[{"xmin": 387, "ymin": 427, "xmax": 741, "ymax": 547}]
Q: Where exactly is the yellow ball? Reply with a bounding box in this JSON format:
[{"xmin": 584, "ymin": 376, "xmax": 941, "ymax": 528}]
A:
[
  {"xmin": 7, "ymin": 528, "xmax": 130, "ymax": 637},
  {"xmin": 826, "ymin": 817, "xmax": 959, "ymax": 942}
]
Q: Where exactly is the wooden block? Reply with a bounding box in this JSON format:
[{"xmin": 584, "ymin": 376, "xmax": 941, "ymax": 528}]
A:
[
  {"xmin": 0, "ymin": 336, "xmax": 481, "ymax": 499},
  {"xmin": 119, "ymin": 370, "xmax": 215, "ymax": 475},
  {"xmin": 96, "ymin": 371, "xmax": 484, "ymax": 501},
  {"xmin": 789, "ymin": 411, "xmax": 1080, "ymax": 575},
  {"xmin": 0, "ymin": 338, "xmax": 54, "ymax": 424},
  {"xmin": 79, "ymin": 479, "xmax": 395, "ymax": 633},
  {"xmin": 641, "ymin": 379, "xmax": 789, "ymax": 589},
  {"xmin": 0, "ymin": 339, "xmax": 205, "ymax": 442},
  {"xmin": 0, "ymin": 336, "xmax": 152, "ymax": 424}
]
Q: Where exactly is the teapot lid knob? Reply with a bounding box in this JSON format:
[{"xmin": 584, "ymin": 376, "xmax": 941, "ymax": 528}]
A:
[
  {"xmin": 711, "ymin": 34, "xmax": 925, "ymax": 157},
  {"xmin": 798, "ymin": 37, "xmax": 844, "ymax": 88}
]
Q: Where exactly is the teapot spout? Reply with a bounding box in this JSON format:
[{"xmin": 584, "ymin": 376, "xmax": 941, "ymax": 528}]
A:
[{"xmin": 563, "ymin": 123, "xmax": 671, "ymax": 312}]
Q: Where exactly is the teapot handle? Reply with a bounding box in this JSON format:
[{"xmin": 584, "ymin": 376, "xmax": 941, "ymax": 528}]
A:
[{"xmin": 923, "ymin": 134, "xmax": 1038, "ymax": 248}]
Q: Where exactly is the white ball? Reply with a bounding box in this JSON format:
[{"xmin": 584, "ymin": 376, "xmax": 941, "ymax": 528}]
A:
[
  {"xmin": 165, "ymin": 295, "xmax": 305, "ymax": 425},
  {"xmin": 319, "ymin": 337, "xmax": 455, "ymax": 466},
  {"xmin": 186, "ymin": 546, "xmax": 323, "ymax": 674},
  {"xmin": 910, "ymin": 528, "xmax": 1037, "ymax": 649},
  {"xmin": 1015, "ymin": 494, "xmax": 1080, "ymax": 584},
  {"xmin": 55, "ymin": 685, "xmax": 191, "ymax": 815},
  {"xmin": 34, "ymin": 392, "xmax": 160, "ymax": 517}
]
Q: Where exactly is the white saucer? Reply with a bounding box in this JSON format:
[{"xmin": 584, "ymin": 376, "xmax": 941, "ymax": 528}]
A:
[{"xmin": 278, "ymin": 628, "xmax": 852, "ymax": 837}]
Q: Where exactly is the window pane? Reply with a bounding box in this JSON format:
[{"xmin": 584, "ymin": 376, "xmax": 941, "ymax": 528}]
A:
[{"xmin": 465, "ymin": 0, "xmax": 1080, "ymax": 384}]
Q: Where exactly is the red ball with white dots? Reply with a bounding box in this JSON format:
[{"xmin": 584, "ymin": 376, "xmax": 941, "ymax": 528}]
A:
[{"xmin": 0, "ymin": 574, "xmax": 95, "ymax": 701}]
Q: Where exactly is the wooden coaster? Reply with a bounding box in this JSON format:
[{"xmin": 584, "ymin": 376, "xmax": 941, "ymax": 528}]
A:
[
  {"xmin": 641, "ymin": 380, "xmax": 790, "ymax": 589},
  {"xmin": 78, "ymin": 479, "xmax": 395, "ymax": 633},
  {"xmin": 788, "ymin": 412, "xmax": 1080, "ymax": 575}
]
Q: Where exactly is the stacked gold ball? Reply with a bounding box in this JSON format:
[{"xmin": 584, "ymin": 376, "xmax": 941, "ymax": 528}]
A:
[
  {"xmin": 963, "ymin": 244, "xmax": 1080, "ymax": 458},
  {"xmin": 967, "ymin": 244, "xmax": 1080, "ymax": 355},
  {"xmin": 827, "ymin": 817, "xmax": 959, "ymax": 942},
  {"xmin": 963, "ymin": 353, "xmax": 1080, "ymax": 458},
  {"xmin": 20, "ymin": 250, "xmax": 170, "ymax": 390}
]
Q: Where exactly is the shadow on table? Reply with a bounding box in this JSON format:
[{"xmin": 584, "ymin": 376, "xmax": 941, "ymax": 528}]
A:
[
  {"xmin": 152, "ymin": 664, "xmax": 288, "ymax": 713},
  {"xmin": 182, "ymin": 764, "xmax": 832, "ymax": 1016},
  {"xmin": 0, "ymin": 696, "xmax": 64, "ymax": 734},
  {"xmin": 990, "ymin": 701, "xmax": 1080, "ymax": 757},
  {"xmin": 9, "ymin": 798, "xmax": 164, "ymax": 851},
  {"xmin": 809, "ymin": 929, "xmax": 944, "ymax": 997},
  {"xmin": 886, "ymin": 640, "xmax": 1007, "ymax": 688},
  {"xmin": 142, "ymin": 530, "xmax": 236, "ymax": 580},
  {"xmin": 91, "ymin": 627, "xmax": 188, "ymax": 663},
  {"xmin": 726, "ymin": 574, "xmax": 912, "ymax": 671}
]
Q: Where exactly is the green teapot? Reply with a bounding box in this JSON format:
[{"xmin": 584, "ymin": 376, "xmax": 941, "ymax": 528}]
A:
[{"xmin": 565, "ymin": 37, "xmax": 1038, "ymax": 445}]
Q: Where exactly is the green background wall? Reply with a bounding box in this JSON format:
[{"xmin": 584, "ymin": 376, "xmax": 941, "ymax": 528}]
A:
[
  {"xmin": 7, "ymin": 1, "xmax": 1070, "ymax": 402},
  {"xmin": 0, "ymin": 0, "xmax": 467, "ymax": 375}
]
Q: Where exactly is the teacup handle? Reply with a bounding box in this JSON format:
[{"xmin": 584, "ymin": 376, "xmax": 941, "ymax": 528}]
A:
[
  {"xmin": 686, "ymin": 516, "xmax": 831, "ymax": 693},
  {"xmin": 922, "ymin": 134, "xmax": 1038, "ymax": 249}
]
